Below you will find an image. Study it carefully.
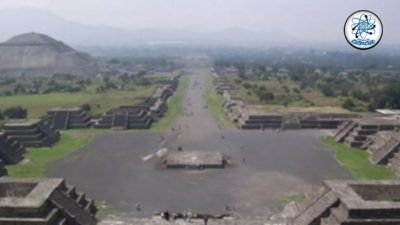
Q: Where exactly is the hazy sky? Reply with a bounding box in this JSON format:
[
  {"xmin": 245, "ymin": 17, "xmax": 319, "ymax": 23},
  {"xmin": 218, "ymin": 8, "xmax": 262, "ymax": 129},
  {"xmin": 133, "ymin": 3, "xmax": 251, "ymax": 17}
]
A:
[{"xmin": 0, "ymin": 0, "xmax": 398, "ymax": 43}]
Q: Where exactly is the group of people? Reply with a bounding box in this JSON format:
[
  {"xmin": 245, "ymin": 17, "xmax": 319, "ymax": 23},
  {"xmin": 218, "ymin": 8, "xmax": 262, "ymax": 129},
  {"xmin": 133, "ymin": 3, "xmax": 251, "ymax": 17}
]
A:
[{"xmin": 160, "ymin": 210, "xmax": 210, "ymax": 225}]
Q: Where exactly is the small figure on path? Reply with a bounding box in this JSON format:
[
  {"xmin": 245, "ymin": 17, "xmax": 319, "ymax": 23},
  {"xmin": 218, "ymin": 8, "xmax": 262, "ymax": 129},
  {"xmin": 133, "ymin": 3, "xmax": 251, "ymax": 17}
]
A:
[
  {"xmin": 135, "ymin": 203, "xmax": 141, "ymax": 211},
  {"xmin": 162, "ymin": 210, "xmax": 170, "ymax": 221},
  {"xmin": 203, "ymin": 215, "xmax": 209, "ymax": 225}
]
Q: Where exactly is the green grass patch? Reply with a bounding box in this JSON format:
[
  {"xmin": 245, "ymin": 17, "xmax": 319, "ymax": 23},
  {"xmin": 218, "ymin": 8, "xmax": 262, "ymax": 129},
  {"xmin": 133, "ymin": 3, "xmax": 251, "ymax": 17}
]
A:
[
  {"xmin": 7, "ymin": 130, "xmax": 96, "ymax": 178},
  {"xmin": 0, "ymin": 88, "xmax": 155, "ymax": 118},
  {"xmin": 150, "ymin": 75, "xmax": 189, "ymax": 132},
  {"xmin": 280, "ymin": 193, "xmax": 306, "ymax": 203},
  {"xmin": 321, "ymin": 137, "xmax": 395, "ymax": 180},
  {"xmin": 204, "ymin": 76, "xmax": 235, "ymax": 128}
]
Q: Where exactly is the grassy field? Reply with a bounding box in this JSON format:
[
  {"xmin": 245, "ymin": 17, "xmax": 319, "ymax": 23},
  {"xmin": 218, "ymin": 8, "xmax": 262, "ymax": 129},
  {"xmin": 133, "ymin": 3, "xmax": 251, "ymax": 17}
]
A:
[
  {"xmin": 0, "ymin": 87, "xmax": 155, "ymax": 118},
  {"xmin": 321, "ymin": 137, "xmax": 395, "ymax": 180},
  {"xmin": 6, "ymin": 130, "xmax": 96, "ymax": 178},
  {"xmin": 150, "ymin": 75, "xmax": 189, "ymax": 132},
  {"xmin": 204, "ymin": 75, "xmax": 235, "ymax": 128}
]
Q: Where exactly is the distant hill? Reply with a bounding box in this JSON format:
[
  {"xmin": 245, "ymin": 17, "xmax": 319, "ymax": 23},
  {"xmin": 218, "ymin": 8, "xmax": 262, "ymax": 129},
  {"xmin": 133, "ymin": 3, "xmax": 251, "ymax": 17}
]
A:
[
  {"xmin": 0, "ymin": 32, "xmax": 98, "ymax": 76},
  {"xmin": 0, "ymin": 8, "xmax": 297, "ymax": 48}
]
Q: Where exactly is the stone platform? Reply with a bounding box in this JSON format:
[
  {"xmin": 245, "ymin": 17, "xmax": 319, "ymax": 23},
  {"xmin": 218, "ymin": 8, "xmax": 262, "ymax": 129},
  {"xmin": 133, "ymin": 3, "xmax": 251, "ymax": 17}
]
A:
[
  {"xmin": 4, "ymin": 119, "xmax": 60, "ymax": 147},
  {"xmin": 290, "ymin": 180, "xmax": 400, "ymax": 225},
  {"xmin": 163, "ymin": 151, "xmax": 226, "ymax": 169},
  {"xmin": 0, "ymin": 177, "xmax": 97, "ymax": 225}
]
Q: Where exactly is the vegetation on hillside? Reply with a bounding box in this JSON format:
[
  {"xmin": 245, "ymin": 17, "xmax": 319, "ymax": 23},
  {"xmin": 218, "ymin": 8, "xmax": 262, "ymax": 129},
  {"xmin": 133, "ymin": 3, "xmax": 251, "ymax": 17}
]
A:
[{"xmin": 212, "ymin": 49, "xmax": 400, "ymax": 112}]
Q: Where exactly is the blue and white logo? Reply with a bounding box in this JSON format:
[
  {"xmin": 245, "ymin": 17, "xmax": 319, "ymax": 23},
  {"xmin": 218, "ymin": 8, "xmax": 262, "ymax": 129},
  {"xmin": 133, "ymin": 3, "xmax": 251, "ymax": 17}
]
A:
[{"xmin": 344, "ymin": 10, "xmax": 383, "ymax": 50}]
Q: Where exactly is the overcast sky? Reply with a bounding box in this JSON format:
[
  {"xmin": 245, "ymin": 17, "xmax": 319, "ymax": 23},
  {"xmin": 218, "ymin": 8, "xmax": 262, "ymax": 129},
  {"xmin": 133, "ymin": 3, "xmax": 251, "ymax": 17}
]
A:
[{"xmin": 0, "ymin": 0, "xmax": 398, "ymax": 44}]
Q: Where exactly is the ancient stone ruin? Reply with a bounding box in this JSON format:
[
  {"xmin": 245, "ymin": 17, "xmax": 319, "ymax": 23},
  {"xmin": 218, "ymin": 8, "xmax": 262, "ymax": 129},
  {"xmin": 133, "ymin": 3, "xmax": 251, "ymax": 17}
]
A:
[
  {"xmin": 333, "ymin": 118, "xmax": 400, "ymax": 148},
  {"xmin": 163, "ymin": 151, "xmax": 226, "ymax": 169},
  {"xmin": 0, "ymin": 177, "xmax": 97, "ymax": 225},
  {"xmin": 360, "ymin": 131, "xmax": 400, "ymax": 176},
  {"xmin": 0, "ymin": 132, "xmax": 25, "ymax": 165},
  {"xmin": 95, "ymin": 106, "xmax": 153, "ymax": 130},
  {"xmin": 47, "ymin": 107, "xmax": 91, "ymax": 130},
  {"xmin": 289, "ymin": 180, "xmax": 400, "ymax": 225},
  {"xmin": 95, "ymin": 77, "xmax": 179, "ymax": 130},
  {"xmin": 4, "ymin": 119, "xmax": 60, "ymax": 147},
  {"xmin": 0, "ymin": 32, "xmax": 98, "ymax": 77},
  {"xmin": 213, "ymin": 73, "xmax": 359, "ymax": 130},
  {"xmin": 222, "ymin": 94, "xmax": 357, "ymax": 130}
]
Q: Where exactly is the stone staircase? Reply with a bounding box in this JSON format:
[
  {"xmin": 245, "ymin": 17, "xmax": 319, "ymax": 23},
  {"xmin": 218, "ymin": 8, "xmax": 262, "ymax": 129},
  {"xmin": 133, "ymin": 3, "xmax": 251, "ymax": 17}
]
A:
[
  {"xmin": 53, "ymin": 111, "xmax": 70, "ymax": 130},
  {"xmin": 112, "ymin": 113, "xmax": 128, "ymax": 130},
  {"xmin": 292, "ymin": 190, "xmax": 339, "ymax": 225},
  {"xmin": 50, "ymin": 184, "xmax": 97, "ymax": 225},
  {"xmin": 333, "ymin": 121, "xmax": 357, "ymax": 142},
  {"xmin": 0, "ymin": 133, "xmax": 25, "ymax": 165},
  {"xmin": 281, "ymin": 115, "xmax": 301, "ymax": 130},
  {"xmin": 370, "ymin": 137, "xmax": 400, "ymax": 165}
]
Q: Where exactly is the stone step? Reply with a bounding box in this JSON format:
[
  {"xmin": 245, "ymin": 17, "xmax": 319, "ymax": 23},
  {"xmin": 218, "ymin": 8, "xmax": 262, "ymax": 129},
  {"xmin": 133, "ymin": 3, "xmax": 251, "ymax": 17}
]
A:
[
  {"xmin": 371, "ymin": 138, "xmax": 400, "ymax": 164},
  {"xmin": 292, "ymin": 191, "xmax": 338, "ymax": 225}
]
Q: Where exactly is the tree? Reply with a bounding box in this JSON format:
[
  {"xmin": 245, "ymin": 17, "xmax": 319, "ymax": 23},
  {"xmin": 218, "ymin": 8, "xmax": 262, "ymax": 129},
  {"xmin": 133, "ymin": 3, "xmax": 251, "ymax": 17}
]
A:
[
  {"xmin": 370, "ymin": 82, "xmax": 400, "ymax": 110},
  {"xmin": 242, "ymin": 83, "xmax": 252, "ymax": 89},
  {"xmin": 342, "ymin": 98, "xmax": 355, "ymax": 110},
  {"xmin": 320, "ymin": 85, "xmax": 335, "ymax": 97},
  {"xmin": 81, "ymin": 104, "xmax": 91, "ymax": 112},
  {"xmin": 4, "ymin": 106, "xmax": 27, "ymax": 119}
]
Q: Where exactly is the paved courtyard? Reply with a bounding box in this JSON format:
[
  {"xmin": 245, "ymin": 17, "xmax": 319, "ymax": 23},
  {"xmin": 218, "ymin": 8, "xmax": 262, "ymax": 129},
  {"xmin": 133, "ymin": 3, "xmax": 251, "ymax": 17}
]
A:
[{"xmin": 50, "ymin": 62, "xmax": 352, "ymax": 219}]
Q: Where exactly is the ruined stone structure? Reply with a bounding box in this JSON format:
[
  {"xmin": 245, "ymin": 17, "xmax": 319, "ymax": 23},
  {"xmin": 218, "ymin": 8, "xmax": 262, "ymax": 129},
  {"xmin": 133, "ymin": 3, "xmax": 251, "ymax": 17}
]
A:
[
  {"xmin": 213, "ymin": 77, "xmax": 237, "ymax": 95},
  {"xmin": 47, "ymin": 107, "xmax": 91, "ymax": 130},
  {"xmin": 0, "ymin": 32, "xmax": 98, "ymax": 77},
  {"xmin": 223, "ymin": 99, "xmax": 357, "ymax": 130},
  {"xmin": 94, "ymin": 106, "xmax": 153, "ymax": 130},
  {"xmin": 213, "ymin": 74, "xmax": 358, "ymax": 130},
  {"xmin": 362, "ymin": 131, "xmax": 400, "ymax": 176},
  {"xmin": 0, "ymin": 132, "xmax": 25, "ymax": 165},
  {"xmin": 95, "ymin": 77, "xmax": 179, "ymax": 130},
  {"xmin": 163, "ymin": 151, "xmax": 226, "ymax": 169},
  {"xmin": 4, "ymin": 119, "xmax": 60, "ymax": 147},
  {"xmin": 333, "ymin": 118, "xmax": 400, "ymax": 148},
  {"xmin": 0, "ymin": 177, "xmax": 97, "ymax": 225},
  {"xmin": 289, "ymin": 180, "xmax": 400, "ymax": 225}
]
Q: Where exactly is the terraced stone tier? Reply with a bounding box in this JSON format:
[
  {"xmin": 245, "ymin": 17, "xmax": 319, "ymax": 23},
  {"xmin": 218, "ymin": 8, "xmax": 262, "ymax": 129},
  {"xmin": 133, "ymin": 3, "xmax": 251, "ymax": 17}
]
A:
[
  {"xmin": 4, "ymin": 119, "xmax": 60, "ymax": 147},
  {"xmin": 0, "ymin": 177, "xmax": 97, "ymax": 225},
  {"xmin": 47, "ymin": 107, "xmax": 91, "ymax": 130},
  {"xmin": 0, "ymin": 132, "xmax": 25, "ymax": 165},
  {"xmin": 95, "ymin": 77, "xmax": 179, "ymax": 130}
]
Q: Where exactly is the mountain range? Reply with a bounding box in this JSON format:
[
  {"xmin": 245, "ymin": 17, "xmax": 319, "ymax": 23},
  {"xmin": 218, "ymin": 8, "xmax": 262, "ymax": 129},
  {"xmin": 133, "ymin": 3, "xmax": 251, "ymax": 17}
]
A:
[{"xmin": 0, "ymin": 8, "xmax": 296, "ymax": 47}]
